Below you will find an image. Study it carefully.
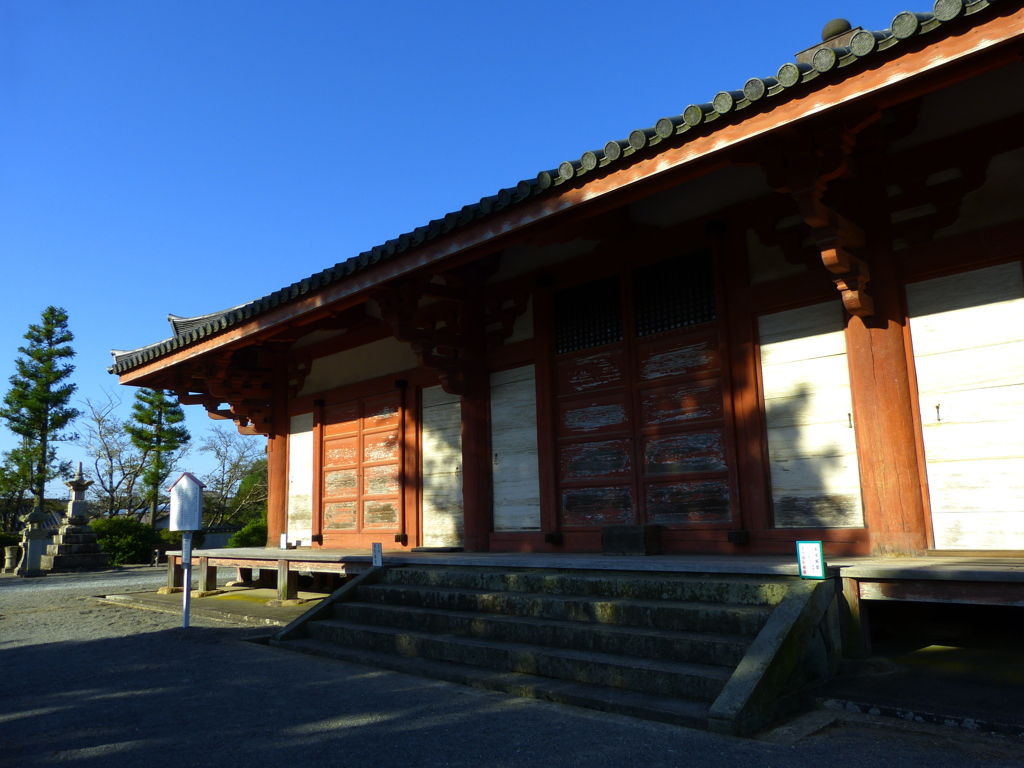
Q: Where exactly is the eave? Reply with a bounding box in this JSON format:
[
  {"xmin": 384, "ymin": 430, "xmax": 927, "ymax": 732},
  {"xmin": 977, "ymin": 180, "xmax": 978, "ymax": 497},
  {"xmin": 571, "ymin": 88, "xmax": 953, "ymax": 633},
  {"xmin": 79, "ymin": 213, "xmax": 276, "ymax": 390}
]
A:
[{"xmin": 116, "ymin": 3, "xmax": 1024, "ymax": 387}]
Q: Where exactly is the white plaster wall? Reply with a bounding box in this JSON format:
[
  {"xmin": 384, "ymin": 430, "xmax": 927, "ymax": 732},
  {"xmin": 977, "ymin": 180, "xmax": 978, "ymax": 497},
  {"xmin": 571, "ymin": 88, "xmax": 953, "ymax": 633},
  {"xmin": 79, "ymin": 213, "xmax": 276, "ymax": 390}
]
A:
[
  {"xmin": 908, "ymin": 262, "xmax": 1024, "ymax": 549},
  {"xmin": 490, "ymin": 365, "xmax": 541, "ymax": 531},
  {"xmin": 421, "ymin": 386, "xmax": 464, "ymax": 548},
  {"xmin": 759, "ymin": 301, "xmax": 864, "ymax": 529},
  {"xmin": 299, "ymin": 337, "xmax": 418, "ymax": 397},
  {"xmin": 287, "ymin": 413, "xmax": 314, "ymax": 546}
]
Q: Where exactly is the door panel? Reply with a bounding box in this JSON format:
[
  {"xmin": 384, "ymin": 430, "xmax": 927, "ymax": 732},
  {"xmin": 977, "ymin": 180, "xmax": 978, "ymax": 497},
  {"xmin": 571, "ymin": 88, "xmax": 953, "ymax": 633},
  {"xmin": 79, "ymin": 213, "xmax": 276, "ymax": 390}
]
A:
[
  {"xmin": 552, "ymin": 249, "xmax": 739, "ymax": 529},
  {"xmin": 319, "ymin": 391, "xmax": 403, "ymax": 545}
]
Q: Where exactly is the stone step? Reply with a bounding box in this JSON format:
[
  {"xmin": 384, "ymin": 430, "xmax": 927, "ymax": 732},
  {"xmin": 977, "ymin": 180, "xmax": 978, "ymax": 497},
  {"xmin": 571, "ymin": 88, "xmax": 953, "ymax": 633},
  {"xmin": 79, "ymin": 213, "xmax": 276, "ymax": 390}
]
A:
[
  {"xmin": 356, "ymin": 583, "xmax": 772, "ymax": 636},
  {"xmin": 40, "ymin": 553, "xmax": 109, "ymax": 571},
  {"xmin": 307, "ymin": 620, "xmax": 732, "ymax": 701},
  {"xmin": 379, "ymin": 567, "xmax": 792, "ymax": 606},
  {"xmin": 272, "ymin": 637, "xmax": 712, "ymax": 730},
  {"xmin": 51, "ymin": 533, "xmax": 99, "ymax": 545},
  {"xmin": 46, "ymin": 543, "xmax": 102, "ymax": 556},
  {"xmin": 334, "ymin": 601, "xmax": 751, "ymax": 666}
]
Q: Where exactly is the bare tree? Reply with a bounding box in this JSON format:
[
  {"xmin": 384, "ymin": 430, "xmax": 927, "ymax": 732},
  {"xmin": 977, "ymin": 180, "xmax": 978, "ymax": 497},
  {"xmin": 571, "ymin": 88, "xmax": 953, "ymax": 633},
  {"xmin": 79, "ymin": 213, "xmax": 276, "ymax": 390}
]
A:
[
  {"xmin": 77, "ymin": 391, "xmax": 146, "ymax": 518},
  {"xmin": 199, "ymin": 425, "xmax": 266, "ymax": 526},
  {"xmin": 76, "ymin": 389, "xmax": 189, "ymax": 520}
]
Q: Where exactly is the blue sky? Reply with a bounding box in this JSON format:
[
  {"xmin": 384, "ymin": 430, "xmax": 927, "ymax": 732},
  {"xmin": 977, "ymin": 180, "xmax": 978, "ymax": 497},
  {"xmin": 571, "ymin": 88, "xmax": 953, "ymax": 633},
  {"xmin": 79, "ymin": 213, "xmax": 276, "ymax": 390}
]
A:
[{"xmin": 1, "ymin": 0, "xmax": 911, "ymax": 484}]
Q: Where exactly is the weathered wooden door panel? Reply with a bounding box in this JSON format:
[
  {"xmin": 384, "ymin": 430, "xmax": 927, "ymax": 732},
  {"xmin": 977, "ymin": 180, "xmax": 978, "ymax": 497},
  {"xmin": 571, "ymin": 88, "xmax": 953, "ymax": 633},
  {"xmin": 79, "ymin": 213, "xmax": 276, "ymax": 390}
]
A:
[
  {"xmin": 558, "ymin": 393, "xmax": 632, "ymax": 437},
  {"xmin": 638, "ymin": 380, "xmax": 724, "ymax": 428},
  {"xmin": 636, "ymin": 336, "xmax": 720, "ymax": 383},
  {"xmin": 644, "ymin": 479, "xmax": 731, "ymax": 524},
  {"xmin": 758, "ymin": 301, "xmax": 864, "ymax": 530},
  {"xmin": 556, "ymin": 349, "xmax": 628, "ymax": 395},
  {"xmin": 907, "ymin": 261, "xmax": 1024, "ymax": 549},
  {"xmin": 491, "ymin": 366, "xmax": 542, "ymax": 532},
  {"xmin": 561, "ymin": 485, "xmax": 635, "ymax": 526},
  {"xmin": 421, "ymin": 385, "xmax": 464, "ymax": 547}
]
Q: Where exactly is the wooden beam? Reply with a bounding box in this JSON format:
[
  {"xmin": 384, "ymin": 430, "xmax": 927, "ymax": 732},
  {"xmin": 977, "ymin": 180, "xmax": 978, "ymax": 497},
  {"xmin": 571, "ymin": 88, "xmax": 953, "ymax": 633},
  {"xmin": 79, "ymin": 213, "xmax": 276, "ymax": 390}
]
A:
[{"xmin": 859, "ymin": 579, "xmax": 1024, "ymax": 607}]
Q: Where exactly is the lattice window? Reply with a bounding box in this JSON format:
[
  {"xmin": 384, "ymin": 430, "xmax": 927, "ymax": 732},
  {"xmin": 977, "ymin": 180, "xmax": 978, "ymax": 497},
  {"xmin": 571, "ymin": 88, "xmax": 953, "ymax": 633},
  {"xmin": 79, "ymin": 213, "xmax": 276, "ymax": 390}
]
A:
[
  {"xmin": 633, "ymin": 250, "xmax": 716, "ymax": 337},
  {"xmin": 554, "ymin": 275, "xmax": 623, "ymax": 354}
]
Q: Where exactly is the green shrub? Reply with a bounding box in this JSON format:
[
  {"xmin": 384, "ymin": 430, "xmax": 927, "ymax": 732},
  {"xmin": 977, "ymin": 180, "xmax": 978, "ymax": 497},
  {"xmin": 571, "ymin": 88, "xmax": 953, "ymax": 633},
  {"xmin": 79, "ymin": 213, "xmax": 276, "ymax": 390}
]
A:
[
  {"xmin": 228, "ymin": 519, "xmax": 267, "ymax": 548},
  {"xmin": 91, "ymin": 518, "xmax": 161, "ymax": 565},
  {"xmin": 0, "ymin": 531, "xmax": 20, "ymax": 549},
  {"xmin": 157, "ymin": 528, "xmax": 206, "ymax": 552}
]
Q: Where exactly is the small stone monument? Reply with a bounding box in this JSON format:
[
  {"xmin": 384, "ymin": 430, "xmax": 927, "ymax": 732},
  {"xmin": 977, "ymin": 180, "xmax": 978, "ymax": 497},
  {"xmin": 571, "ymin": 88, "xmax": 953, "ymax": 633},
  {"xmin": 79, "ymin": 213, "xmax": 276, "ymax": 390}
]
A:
[
  {"xmin": 39, "ymin": 463, "xmax": 109, "ymax": 572},
  {"xmin": 15, "ymin": 507, "xmax": 51, "ymax": 577}
]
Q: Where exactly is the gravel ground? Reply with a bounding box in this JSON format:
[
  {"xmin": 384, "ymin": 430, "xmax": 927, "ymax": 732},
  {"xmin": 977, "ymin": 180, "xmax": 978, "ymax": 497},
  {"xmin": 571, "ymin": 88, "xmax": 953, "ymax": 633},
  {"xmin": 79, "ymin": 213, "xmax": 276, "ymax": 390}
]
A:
[{"xmin": 2, "ymin": 568, "xmax": 1023, "ymax": 768}]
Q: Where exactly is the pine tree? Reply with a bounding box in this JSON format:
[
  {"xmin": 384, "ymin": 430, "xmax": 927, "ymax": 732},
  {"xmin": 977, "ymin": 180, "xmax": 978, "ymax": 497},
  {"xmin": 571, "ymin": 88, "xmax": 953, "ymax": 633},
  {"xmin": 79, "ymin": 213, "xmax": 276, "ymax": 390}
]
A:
[
  {"xmin": 125, "ymin": 389, "xmax": 190, "ymax": 526},
  {"xmin": 0, "ymin": 306, "xmax": 80, "ymax": 509}
]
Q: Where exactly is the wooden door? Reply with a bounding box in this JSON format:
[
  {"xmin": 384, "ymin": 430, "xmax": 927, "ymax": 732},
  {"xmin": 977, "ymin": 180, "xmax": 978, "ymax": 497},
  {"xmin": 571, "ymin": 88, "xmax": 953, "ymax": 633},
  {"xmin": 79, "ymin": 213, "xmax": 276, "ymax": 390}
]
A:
[
  {"xmin": 552, "ymin": 250, "xmax": 739, "ymax": 530},
  {"xmin": 320, "ymin": 392, "xmax": 404, "ymax": 546},
  {"xmin": 907, "ymin": 261, "xmax": 1024, "ymax": 549}
]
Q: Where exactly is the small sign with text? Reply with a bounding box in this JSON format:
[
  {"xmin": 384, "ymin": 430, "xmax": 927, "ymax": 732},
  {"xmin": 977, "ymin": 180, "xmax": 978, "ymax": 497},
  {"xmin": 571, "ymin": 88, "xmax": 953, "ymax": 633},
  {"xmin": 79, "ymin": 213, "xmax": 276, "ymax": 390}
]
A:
[
  {"xmin": 372, "ymin": 542, "xmax": 383, "ymax": 568},
  {"xmin": 796, "ymin": 541, "xmax": 826, "ymax": 580}
]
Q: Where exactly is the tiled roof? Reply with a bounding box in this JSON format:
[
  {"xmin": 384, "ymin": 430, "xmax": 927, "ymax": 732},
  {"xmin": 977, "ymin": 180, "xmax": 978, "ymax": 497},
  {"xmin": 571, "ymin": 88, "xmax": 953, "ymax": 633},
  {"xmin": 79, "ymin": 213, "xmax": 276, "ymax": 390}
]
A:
[{"xmin": 110, "ymin": 0, "xmax": 1009, "ymax": 375}]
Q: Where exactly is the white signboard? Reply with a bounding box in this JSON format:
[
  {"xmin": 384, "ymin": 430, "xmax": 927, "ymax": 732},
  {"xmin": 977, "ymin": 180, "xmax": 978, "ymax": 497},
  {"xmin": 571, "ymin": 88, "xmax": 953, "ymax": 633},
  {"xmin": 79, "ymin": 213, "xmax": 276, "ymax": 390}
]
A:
[
  {"xmin": 796, "ymin": 541, "xmax": 826, "ymax": 580},
  {"xmin": 169, "ymin": 473, "xmax": 204, "ymax": 532},
  {"xmin": 372, "ymin": 542, "xmax": 383, "ymax": 568}
]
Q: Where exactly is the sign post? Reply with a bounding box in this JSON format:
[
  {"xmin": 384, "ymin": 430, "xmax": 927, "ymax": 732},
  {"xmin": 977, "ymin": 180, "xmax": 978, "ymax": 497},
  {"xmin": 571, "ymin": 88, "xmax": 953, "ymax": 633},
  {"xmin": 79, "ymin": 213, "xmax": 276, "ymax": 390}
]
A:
[
  {"xmin": 371, "ymin": 542, "xmax": 383, "ymax": 568},
  {"xmin": 169, "ymin": 473, "xmax": 205, "ymax": 628}
]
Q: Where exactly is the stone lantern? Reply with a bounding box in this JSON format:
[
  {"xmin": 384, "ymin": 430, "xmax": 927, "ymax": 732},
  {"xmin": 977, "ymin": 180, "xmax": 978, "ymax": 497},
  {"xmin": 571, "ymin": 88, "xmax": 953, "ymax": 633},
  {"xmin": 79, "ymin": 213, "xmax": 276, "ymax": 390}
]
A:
[
  {"xmin": 15, "ymin": 506, "xmax": 51, "ymax": 577},
  {"xmin": 38, "ymin": 463, "xmax": 109, "ymax": 572}
]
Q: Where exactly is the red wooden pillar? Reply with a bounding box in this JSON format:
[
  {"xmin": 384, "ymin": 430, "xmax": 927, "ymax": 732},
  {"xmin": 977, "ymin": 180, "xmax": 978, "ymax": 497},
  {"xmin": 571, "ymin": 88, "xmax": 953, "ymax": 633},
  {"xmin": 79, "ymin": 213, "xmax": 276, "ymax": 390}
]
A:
[
  {"xmin": 266, "ymin": 348, "xmax": 289, "ymax": 547},
  {"xmin": 460, "ymin": 363, "xmax": 492, "ymax": 552},
  {"xmin": 845, "ymin": 237, "xmax": 929, "ymax": 554}
]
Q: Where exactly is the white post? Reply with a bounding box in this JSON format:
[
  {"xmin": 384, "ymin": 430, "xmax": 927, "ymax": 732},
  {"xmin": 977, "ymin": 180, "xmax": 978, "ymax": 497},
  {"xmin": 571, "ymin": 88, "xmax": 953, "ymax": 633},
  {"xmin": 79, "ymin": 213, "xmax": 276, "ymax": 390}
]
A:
[
  {"xmin": 169, "ymin": 472, "xmax": 205, "ymax": 630},
  {"xmin": 182, "ymin": 530, "xmax": 193, "ymax": 628}
]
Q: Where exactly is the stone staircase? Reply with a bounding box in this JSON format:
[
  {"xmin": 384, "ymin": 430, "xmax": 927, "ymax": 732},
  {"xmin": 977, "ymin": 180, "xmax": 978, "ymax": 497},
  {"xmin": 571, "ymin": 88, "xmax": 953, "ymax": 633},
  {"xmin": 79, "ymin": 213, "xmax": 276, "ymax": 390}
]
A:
[{"xmin": 271, "ymin": 565, "xmax": 838, "ymax": 734}]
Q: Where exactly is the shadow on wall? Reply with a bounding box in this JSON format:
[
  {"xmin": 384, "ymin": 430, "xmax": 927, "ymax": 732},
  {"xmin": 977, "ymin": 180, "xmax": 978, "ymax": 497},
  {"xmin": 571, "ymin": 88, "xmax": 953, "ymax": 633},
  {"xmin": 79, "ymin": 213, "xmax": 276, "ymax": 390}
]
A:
[
  {"xmin": 762, "ymin": 382, "xmax": 862, "ymax": 530},
  {"xmin": 420, "ymin": 393, "xmax": 464, "ymax": 547}
]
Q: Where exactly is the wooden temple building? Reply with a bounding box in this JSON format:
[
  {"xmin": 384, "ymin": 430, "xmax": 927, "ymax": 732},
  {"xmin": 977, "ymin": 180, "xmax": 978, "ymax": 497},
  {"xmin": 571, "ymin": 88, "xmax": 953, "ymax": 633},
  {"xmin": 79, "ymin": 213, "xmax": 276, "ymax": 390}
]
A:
[{"xmin": 111, "ymin": 0, "xmax": 1024, "ymax": 561}]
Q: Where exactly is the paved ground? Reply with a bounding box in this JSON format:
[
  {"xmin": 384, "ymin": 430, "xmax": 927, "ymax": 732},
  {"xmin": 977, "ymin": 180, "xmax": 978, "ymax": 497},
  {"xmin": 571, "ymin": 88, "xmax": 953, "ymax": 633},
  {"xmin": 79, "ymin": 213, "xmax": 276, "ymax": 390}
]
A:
[{"xmin": 3, "ymin": 568, "xmax": 1024, "ymax": 768}]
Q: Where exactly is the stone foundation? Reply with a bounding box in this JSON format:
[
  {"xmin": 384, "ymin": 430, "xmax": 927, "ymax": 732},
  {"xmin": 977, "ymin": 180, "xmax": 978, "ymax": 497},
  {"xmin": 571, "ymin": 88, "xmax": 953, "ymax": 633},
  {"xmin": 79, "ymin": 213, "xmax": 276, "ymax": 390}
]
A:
[{"xmin": 41, "ymin": 523, "xmax": 109, "ymax": 571}]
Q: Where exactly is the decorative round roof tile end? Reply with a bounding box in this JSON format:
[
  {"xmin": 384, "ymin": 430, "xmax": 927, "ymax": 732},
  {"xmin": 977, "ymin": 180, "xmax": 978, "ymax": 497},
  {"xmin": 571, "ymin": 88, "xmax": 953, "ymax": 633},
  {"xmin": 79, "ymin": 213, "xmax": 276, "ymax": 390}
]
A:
[
  {"xmin": 812, "ymin": 46, "xmax": 838, "ymax": 73},
  {"xmin": 627, "ymin": 129, "xmax": 649, "ymax": 150},
  {"xmin": 933, "ymin": 0, "xmax": 965, "ymax": 21},
  {"xmin": 682, "ymin": 104, "xmax": 705, "ymax": 127},
  {"xmin": 712, "ymin": 91, "xmax": 735, "ymax": 114},
  {"xmin": 850, "ymin": 30, "xmax": 879, "ymax": 56},
  {"xmin": 743, "ymin": 78, "xmax": 767, "ymax": 102}
]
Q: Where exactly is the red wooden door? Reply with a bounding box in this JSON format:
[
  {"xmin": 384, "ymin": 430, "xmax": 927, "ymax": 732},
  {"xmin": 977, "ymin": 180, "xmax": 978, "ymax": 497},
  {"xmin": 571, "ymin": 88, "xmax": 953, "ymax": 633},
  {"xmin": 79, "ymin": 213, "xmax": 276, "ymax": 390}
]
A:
[
  {"xmin": 320, "ymin": 392, "xmax": 403, "ymax": 546},
  {"xmin": 553, "ymin": 250, "xmax": 738, "ymax": 530}
]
